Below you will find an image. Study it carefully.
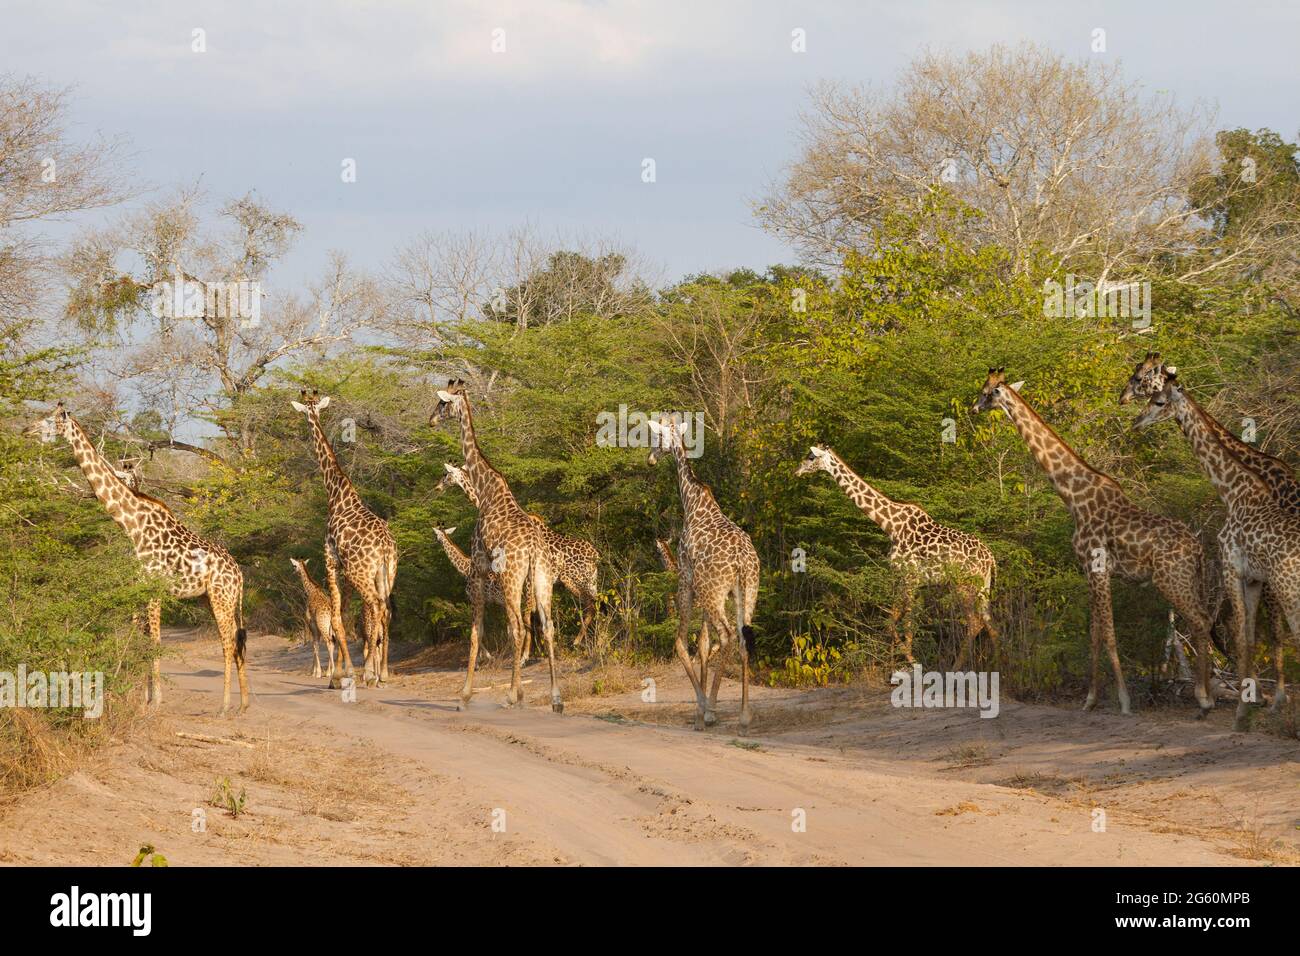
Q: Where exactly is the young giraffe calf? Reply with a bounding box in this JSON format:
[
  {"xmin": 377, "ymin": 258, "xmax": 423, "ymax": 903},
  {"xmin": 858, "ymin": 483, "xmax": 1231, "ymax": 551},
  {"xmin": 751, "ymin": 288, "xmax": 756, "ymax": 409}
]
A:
[
  {"xmin": 289, "ymin": 557, "xmax": 336, "ymax": 679},
  {"xmin": 796, "ymin": 445, "xmax": 999, "ymax": 668},
  {"xmin": 438, "ymin": 462, "xmax": 600, "ymax": 656}
]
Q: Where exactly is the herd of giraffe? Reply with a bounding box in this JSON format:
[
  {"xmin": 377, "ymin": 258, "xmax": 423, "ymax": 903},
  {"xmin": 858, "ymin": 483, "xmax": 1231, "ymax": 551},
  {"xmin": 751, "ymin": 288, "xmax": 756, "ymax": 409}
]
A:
[{"xmin": 23, "ymin": 356, "xmax": 1296, "ymax": 734}]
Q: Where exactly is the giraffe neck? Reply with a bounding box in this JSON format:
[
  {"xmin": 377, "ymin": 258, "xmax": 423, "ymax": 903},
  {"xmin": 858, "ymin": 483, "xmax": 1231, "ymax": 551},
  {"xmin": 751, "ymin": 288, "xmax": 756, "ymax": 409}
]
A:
[
  {"xmin": 454, "ymin": 400, "xmax": 516, "ymax": 512},
  {"xmin": 435, "ymin": 530, "xmax": 472, "ymax": 576},
  {"xmin": 63, "ymin": 416, "xmax": 154, "ymax": 551},
  {"xmin": 294, "ymin": 562, "xmax": 322, "ymax": 596},
  {"xmin": 821, "ymin": 451, "xmax": 912, "ymax": 537},
  {"xmin": 669, "ymin": 440, "xmax": 720, "ymax": 528},
  {"xmin": 306, "ymin": 411, "xmax": 363, "ymax": 513},
  {"xmin": 997, "ymin": 389, "xmax": 1118, "ymax": 511},
  {"xmin": 1168, "ymin": 388, "xmax": 1272, "ymax": 511}
]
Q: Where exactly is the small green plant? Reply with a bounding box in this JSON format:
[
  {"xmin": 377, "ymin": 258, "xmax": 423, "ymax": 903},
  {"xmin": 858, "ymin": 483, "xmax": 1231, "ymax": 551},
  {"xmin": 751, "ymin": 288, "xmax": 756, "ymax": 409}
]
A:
[
  {"xmin": 729, "ymin": 739, "xmax": 762, "ymax": 752},
  {"xmin": 771, "ymin": 634, "xmax": 849, "ymax": 687},
  {"xmin": 130, "ymin": 844, "xmax": 169, "ymax": 867},
  {"xmin": 209, "ymin": 777, "xmax": 247, "ymax": 818}
]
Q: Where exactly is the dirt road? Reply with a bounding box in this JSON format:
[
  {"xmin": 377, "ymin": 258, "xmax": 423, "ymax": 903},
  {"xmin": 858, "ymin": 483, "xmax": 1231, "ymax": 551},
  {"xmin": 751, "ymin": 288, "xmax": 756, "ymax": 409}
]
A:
[{"xmin": 1, "ymin": 630, "xmax": 1296, "ymax": 865}]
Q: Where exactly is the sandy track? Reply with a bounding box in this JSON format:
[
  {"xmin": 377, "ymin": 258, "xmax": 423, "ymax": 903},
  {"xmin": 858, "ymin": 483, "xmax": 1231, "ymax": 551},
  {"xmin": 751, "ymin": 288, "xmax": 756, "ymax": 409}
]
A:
[{"xmin": 1, "ymin": 630, "xmax": 1295, "ymax": 866}]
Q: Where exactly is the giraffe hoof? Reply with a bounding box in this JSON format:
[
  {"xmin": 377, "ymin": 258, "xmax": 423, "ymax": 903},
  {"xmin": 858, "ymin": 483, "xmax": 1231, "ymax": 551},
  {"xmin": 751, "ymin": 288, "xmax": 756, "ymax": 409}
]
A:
[
  {"xmin": 703, "ymin": 710, "xmax": 718, "ymax": 727},
  {"xmin": 552, "ymin": 700, "xmax": 564, "ymax": 714}
]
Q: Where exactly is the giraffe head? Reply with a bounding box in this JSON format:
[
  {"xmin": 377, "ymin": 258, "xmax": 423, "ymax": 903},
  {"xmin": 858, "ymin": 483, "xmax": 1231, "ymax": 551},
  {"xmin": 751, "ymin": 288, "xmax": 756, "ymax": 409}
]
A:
[
  {"xmin": 1131, "ymin": 366, "xmax": 1182, "ymax": 430},
  {"xmin": 1119, "ymin": 351, "xmax": 1169, "ymax": 405},
  {"xmin": 24, "ymin": 401, "xmax": 75, "ymax": 444},
  {"xmin": 646, "ymin": 415, "xmax": 680, "ymax": 465},
  {"xmin": 439, "ymin": 461, "xmax": 480, "ymax": 506},
  {"xmin": 429, "ymin": 378, "xmax": 469, "ymax": 427},
  {"xmin": 289, "ymin": 556, "xmax": 308, "ymax": 573},
  {"xmin": 290, "ymin": 388, "xmax": 331, "ymax": 417},
  {"xmin": 972, "ymin": 367, "xmax": 1023, "ymax": 414},
  {"xmin": 795, "ymin": 444, "xmax": 834, "ymax": 477}
]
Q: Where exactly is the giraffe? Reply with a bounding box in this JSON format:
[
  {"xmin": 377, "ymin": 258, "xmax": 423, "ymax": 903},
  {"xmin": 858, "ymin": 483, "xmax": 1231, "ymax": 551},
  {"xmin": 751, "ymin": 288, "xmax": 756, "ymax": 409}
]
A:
[
  {"xmin": 26, "ymin": 403, "xmax": 250, "ymax": 713},
  {"xmin": 1123, "ymin": 353, "xmax": 1295, "ymax": 708},
  {"xmin": 656, "ymin": 538, "xmax": 678, "ymax": 573},
  {"xmin": 647, "ymin": 415, "xmax": 760, "ymax": 733},
  {"xmin": 290, "ymin": 389, "xmax": 397, "ymax": 688},
  {"xmin": 973, "ymin": 369, "xmax": 1215, "ymax": 715},
  {"xmin": 795, "ymin": 445, "xmax": 999, "ymax": 669},
  {"xmin": 1133, "ymin": 370, "xmax": 1300, "ymax": 729},
  {"xmin": 429, "ymin": 380, "xmax": 562, "ymax": 712},
  {"xmin": 289, "ymin": 557, "xmax": 336, "ymax": 679},
  {"xmin": 432, "ymin": 523, "xmax": 534, "ymax": 664},
  {"xmin": 438, "ymin": 461, "xmax": 600, "ymax": 656}
]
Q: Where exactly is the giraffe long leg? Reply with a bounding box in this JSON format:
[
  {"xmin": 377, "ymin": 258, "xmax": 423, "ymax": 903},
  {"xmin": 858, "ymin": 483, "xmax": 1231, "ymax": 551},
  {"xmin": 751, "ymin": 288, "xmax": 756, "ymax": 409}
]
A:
[
  {"xmin": 1233, "ymin": 576, "xmax": 1263, "ymax": 732},
  {"xmin": 979, "ymin": 589, "xmax": 1002, "ymax": 672},
  {"xmin": 1271, "ymin": 626, "xmax": 1287, "ymax": 710},
  {"xmin": 460, "ymin": 580, "xmax": 486, "ymax": 709},
  {"xmin": 696, "ymin": 597, "xmax": 713, "ymax": 727},
  {"xmin": 672, "ymin": 584, "xmax": 707, "ymax": 730},
  {"xmin": 890, "ymin": 582, "xmax": 917, "ymax": 665},
  {"xmin": 953, "ymin": 589, "xmax": 981, "ymax": 672},
  {"xmin": 209, "ymin": 596, "xmax": 239, "ymax": 716},
  {"xmin": 377, "ymin": 561, "xmax": 394, "ymax": 684},
  {"xmin": 309, "ymin": 616, "xmax": 323, "ymax": 678},
  {"xmin": 146, "ymin": 598, "xmax": 162, "ymax": 709},
  {"xmin": 532, "ymin": 565, "xmax": 563, "ymax": 713},
  {"xmin": 502, "ymin": 572, "xmax": 528, "ymax": 708},
  {"xmin": 521, "ymin": 580, "xmax": 536, "ymax": 663},
  {"xmin": 1085, "ymin": 570, "xmax": 1129, "ymax": 714},
  {"xmin": 705, "ymin": 607, "xmax": 729, "ymax": 726},
  {"xmin": 324, "ymin": 544, "xmax": 355, "ymax": 689},
  {"xmin": 1153, "ymin": 560, "xmax": 1215, "ymax": 715}
]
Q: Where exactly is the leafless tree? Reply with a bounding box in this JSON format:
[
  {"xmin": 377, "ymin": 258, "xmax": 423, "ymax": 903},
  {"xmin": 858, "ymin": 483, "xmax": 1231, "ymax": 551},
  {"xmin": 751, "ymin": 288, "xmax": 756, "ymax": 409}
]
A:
[
  {"xmin": 0, "ymin": 75, "xmax": 129, "ymax": 331},
  {"xmin": 384, "ymin": 223, "xmax": 656, "ymax": 343},
  {"xmin": 62, "ymin": 189, "xmax": 387, "ymax": 437}
]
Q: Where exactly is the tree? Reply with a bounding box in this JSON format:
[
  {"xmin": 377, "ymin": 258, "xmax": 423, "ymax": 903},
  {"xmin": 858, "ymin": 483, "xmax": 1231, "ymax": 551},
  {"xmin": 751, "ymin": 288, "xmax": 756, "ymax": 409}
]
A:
[
  {"xmin": 61, "ymin": 189, "xmax": 385, "ymax": 444},
  {"xmin": 757, "ymin": 43, "xmax": 1246, "ymax": 287}
]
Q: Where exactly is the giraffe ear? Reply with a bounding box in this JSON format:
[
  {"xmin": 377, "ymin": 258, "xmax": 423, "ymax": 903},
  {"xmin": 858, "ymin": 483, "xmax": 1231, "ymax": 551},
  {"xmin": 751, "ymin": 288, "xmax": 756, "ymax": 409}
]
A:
[
  {"xmin": 445, "ymin": 526, "xmax": 456, "ymax": 535},
  {"xmin": 436, "ymin": 390, "xmax": 454, "ymax": 402},
  {"xmin": 1009, "ymin": 380, "xmax": 1025, "ymax": 392},
  {"xmin": 291, "ymin": 401, "xmax": 308, "ymax": 413},
  {"xmin": 647, "ymin": 419, "xmax": 663, "ymax": 436},
  {"xmin": 443, "ymin": 462, "xmax": 457, "ymax": 474},
  {"xmin": 316, "ymin": 395, "xmax": 331, "ymax": 410}
]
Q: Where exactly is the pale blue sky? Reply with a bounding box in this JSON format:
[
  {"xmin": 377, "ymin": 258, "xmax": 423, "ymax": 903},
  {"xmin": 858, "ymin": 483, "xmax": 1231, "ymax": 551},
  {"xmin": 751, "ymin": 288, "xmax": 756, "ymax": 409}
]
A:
[{"xmin": 5, "ymin": 0, "xmax": 1298, "ymax": 286}]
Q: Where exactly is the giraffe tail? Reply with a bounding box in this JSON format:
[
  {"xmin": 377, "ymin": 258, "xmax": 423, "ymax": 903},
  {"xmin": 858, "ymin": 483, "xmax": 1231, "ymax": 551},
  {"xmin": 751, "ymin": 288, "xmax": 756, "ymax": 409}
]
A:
[
  {"xmin": 236, "ymin": 597, "xmax": 248, "ymax": 660},
  {"xmin": 735, "ymin": 580, "xmax": 756, "ymax": 656}
]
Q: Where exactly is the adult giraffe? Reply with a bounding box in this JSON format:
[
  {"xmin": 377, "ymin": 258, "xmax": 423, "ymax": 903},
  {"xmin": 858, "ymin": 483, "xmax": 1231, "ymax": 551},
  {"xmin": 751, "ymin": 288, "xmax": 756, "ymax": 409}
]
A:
[
  {"xmin": 291, "ymin": 389, "xmax": 397, "ymax": 687},
  {"xmin": 973, "ymin": 369, "xmax": 1215, "ymax": 714},
  {"xmin": 429, "ymin": 380, "xmax": 561, "ymax": 712},
  {"xmin": 438, "ymin": 461, "xmax": 600, "ymax": 654},
  {"xmin": 796, "ymin": 444, "xmax": 999, "ymax": 669},
  {"xmin": 647, "ymin": 415, "xmax": 759, "ymax": 733},
  {"xmin": 1133, "ymin": 370, "xmax": 1300, "ymax": 729},
  {"xmin": 1123, "ymin": 353, "xmax": 1295, "ymax": 709},
  {"xmin": 26, "ymin": 403, "xmax": 249, "ymax": 713}
]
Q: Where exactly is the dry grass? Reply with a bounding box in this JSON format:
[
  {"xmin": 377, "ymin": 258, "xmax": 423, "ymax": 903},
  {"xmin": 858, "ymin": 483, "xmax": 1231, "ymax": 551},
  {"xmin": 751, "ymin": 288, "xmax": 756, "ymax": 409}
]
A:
[{"xmin": 0, "ymin": 690, "xmax": 145, "ymax": 805}]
